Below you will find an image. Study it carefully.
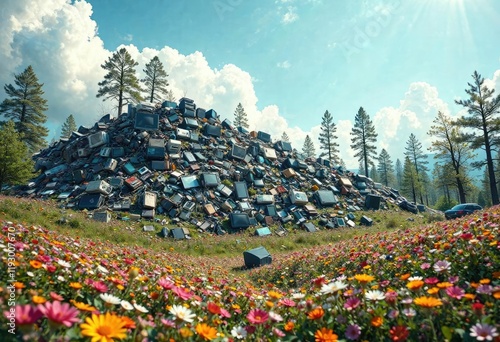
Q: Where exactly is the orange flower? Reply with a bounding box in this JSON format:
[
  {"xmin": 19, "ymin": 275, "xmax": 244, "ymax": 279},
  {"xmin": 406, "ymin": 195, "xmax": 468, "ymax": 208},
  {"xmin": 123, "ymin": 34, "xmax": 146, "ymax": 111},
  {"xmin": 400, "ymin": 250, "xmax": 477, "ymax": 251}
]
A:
[
  {"xmin": 30, "ymin": 260, "xmax": 43, "ymax": 269},
  {"xmin": 196, "ymin": 323, "xmax": 218, "ymax": 341},
  {"xmin": 32, "ymin": 296, "xmax": 46, "ymax": 304},
  {"xmin": 314, "ymin": 327, "xmax": 338, "ymax": 342},
  {"xmin": 284, "ymin": 321, "xmax": 295, "ymax": 332},
  {"xmin": 207, "ymin": 302, "xmax": 221, "ymax": 315},
  {"xmin": 493, "ymin": 290, "xmax": 500, "ymax": 300},
  {"xmin": 354, "ymin": 274, "xmax": 375, "ymax": 284},
  {"xmin": 72, "ymin": 300, "xmax": 97, "ymax": 312},
  {"xmin": 121, "ymin": 316, "xmax": 136, "ymax": 329},
  {"xmin": 406, "ymin": 280, "xmax": 424, "ymax": 291},
  {"xmin": 13, "ymin": 282, "xmax": 25, "ymax": 290},
  {"xmin": 371, "ymin": 316, "xmax": 383, "ymax": 327},
  {"xmin": 427, "ymin": 287, "xmax": 439, "ymax": 295},
  {"xmin": 414, "ymin": 296, "xmax": 443, "ymax": 308},
  {"xmin": 479, "ymin": 279, "xmax": 491, "ymax": 284},
  {"xmin": 265, "ymin": 300, "xmax": 274, "ymax": 308},
  {"xmin": 179, "ymin": 327, "xmax": 193, "ymax": 338},
  {"xmin": 464, "ymin": 293, "xmax": 476, "ymax": 301},
  {"xmin": 150, "ymin": 292, "xmax": 160, "ymax": 300},
  {"xmin": 69, "ymin": 282, "xmax": 82, "ymax": 289},
  {"xmin": 492, "ymin": 272, "xmax": 500, "ymax": 279},
  {"xmin": 308, "ymin": 307, "xmax": 325, "ymax": 320},
  {"xmin": 437, "ymin": 282, "xmax": 453, "ymax": 289},
  {"xmin": 400, "ymin": 273, "xmax": 411, "ymax": 281}
]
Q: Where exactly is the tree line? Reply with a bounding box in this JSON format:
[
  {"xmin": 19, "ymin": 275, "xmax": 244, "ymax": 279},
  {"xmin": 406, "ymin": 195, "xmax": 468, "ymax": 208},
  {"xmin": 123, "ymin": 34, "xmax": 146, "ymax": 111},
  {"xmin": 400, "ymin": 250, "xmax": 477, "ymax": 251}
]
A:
[{"xmin": 0, "ymin": 47, "xmax": 499, "ymax": 209}]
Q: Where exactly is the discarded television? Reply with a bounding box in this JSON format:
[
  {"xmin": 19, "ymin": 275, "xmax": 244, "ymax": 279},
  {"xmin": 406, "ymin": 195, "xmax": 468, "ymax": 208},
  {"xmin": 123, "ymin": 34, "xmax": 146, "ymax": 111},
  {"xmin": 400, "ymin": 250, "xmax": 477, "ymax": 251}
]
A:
[
  {"xmin": 229, "ymin": 213, "xmax": 251, "ymax": 229},
  {"xmin": 88, "ymin": 131, "xmax": 109, "ymax": 149},
  {"xmin": 134, "ymin": 112, "xmax": 159, "ymax": 131}
]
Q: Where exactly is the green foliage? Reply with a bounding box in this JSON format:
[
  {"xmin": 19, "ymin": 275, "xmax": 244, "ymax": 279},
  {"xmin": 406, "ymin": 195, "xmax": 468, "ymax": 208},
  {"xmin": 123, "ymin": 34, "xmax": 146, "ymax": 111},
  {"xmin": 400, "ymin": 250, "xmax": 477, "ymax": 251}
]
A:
[
  {"xmin": 96, "ymin": 48, "xmax": 143, "ymax": 115},
  {"xmin": 404, "ymin": 133, "xmax": 429, "ymax": 203},
  {"xmin": 350, "ymin": 107, "xmax": 377, "ymax": 177},
  {"xmin": 302, "ymin": 135, "xmax": 316, "ymax": 158},
  {"xmin": 60, "ymin": 114, "xmax": 77, "ymax": 139},
  {"xmin": 0, "ymin": 65, "xmax": 49, "ymax": 152},
  {"xmin": 233, "ymin": 103, "xmax": 249, "ymax": 128},
  {"xmin": 434, "ymin": 195, "xmax": 458, "ymax": 211},
  {"xmin": 142, "ymin": 56, "xmax": 169, "ymax": 103},
  {"xmin": 0, "ymin": 121, "xmax": 34, "ymax": 190},
  {"xmin": 318, "ymin": 110, "xmax": 339, "ymax": 164}
]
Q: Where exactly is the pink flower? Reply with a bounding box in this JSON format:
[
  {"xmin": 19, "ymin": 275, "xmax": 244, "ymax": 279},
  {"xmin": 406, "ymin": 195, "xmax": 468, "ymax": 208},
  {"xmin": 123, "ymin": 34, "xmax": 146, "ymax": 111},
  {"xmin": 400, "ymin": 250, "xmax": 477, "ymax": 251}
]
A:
[
  {"xmin": 279, "ymin": 298, "xmax": 296, "ymax": 307},
  {"xmin": 344, "ymin": 297, "xmax": 361, "ymax": 311},
  {"xmin": 92, "ymin": 280, "xmax": 108, "ymax": 293},
  {"xmin": 158, "ymin": 277, "xmax": 175, "ymax": 290},
  {"xmin": 49, "ymin": 292, "xmax": 64, "ymax": 301},
  {"xmin": 424, "ymin": 277, "xmax": 440, "ymax": 285},
  {"xmin": 4, "ymin": 304, "xmax": 43, "ymax": 326},
  {"xmin": 247, "ymin": 308, "xmax": 269, "ymax": 325},
  {"xmin": 273, "ymin": 328, "xmax": 286, "ymax": 337},
  {"xmin": 39, "ymin": 301, "xmax": 80, "ymax": 327},
  {"xmin": 220, "ymin": 308, "xmax": 231, "ymax": 318},
  {"xmin": 172, "ymin": 286, "xmax": 193, "ymax": 300},
  {"xmin": 446, "ymin": 286, "xmax": 465, "ymax": 299}
]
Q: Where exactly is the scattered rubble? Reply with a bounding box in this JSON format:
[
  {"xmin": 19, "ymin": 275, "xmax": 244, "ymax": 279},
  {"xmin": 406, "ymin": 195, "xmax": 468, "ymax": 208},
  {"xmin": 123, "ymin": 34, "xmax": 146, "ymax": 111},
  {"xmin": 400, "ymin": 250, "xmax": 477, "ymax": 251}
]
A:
[{"xmin": 11, "ymin": 98, "xmax": 425, "ymax": 239}]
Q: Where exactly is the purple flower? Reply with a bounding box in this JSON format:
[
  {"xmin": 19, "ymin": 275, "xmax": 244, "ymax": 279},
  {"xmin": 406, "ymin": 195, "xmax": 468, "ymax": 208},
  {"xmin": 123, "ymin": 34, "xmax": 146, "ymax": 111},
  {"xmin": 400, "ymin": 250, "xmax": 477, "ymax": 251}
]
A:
[
  {"xmin": 344, "ymin": 297, "xmax": 361, "ymax": 311},
  {"xmin": 433, "ymin": 260, "xmax": 451, "ymax": 273},
  {"xmin": 469, "ymin": 323, "xmax": 498, "ymax": 341},
  {"xmin": 345, "ymin": 324, "xmax": 361, "ymax": 340},
  {"xmin": 476, "ymin": 284, "xmax": 493, "ymax": 295},
  {"xmin": 446, "ymin": 286, "xmax": 465, "ymax": 299}
]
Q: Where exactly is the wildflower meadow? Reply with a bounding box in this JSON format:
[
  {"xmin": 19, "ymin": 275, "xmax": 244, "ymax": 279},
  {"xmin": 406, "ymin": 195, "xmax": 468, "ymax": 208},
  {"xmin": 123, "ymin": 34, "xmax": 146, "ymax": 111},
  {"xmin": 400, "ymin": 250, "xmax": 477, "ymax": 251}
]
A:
[{"xmin": 1, "ymin": 205, "xmax": 499, "ymax": 341}]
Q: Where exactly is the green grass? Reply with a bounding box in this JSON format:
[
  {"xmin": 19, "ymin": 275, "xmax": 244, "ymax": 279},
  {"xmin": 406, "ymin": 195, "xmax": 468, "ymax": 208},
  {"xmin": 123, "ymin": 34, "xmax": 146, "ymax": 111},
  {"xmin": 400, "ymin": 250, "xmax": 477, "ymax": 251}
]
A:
[{"xmin": 0, "ymin": 195, "xmax": 444, "ymax": 262}]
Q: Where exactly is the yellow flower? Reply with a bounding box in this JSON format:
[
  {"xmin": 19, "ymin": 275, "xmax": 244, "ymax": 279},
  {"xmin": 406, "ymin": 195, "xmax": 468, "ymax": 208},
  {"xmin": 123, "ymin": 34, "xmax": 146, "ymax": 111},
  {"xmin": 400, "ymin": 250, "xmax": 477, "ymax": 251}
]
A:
[
  {"xmin": 80, "ymin": 312, "xmax": 127, "ymax": 342},
  {"xmin": 32, "ymin": 296, "xmax": 46, "ymax": 304},
  {"xmin": 69, "ymin": 282, "xmax": 82, "ymax": 289},
  {"xmin": 427, "ymin": 287, "xmax": 439, "ymax": 295},
  {"xmin": 479, "ymin": 279, "xmax": 491, "ymax": 284},
  {"xmin": 464, "ymin": 293, "xmax": 476, "ymax": 301},
  {"xmin": 354, "ymin": 274, "xmax": 375, "ymax": 284},
  {"xmin": 195, "ymin": 323, "xmax": 218, "ymax": 341},
  {"xmin": 414, "ymin": 296, "xmax": 443, "ymax": 308},
  {"xmin": 267, "ymin": 290, "xmax": 282, "ymax": 300},
  {"xmin": 179, "ymin": 327, "xmax": 193, "ymax": 338},
  {"xmin": 72, "ymin": 300, "xmax": 97, "ymax": 312},
  {"xmin": 437, "ymin": 282, "xmax": 453, "ymax": 289}
]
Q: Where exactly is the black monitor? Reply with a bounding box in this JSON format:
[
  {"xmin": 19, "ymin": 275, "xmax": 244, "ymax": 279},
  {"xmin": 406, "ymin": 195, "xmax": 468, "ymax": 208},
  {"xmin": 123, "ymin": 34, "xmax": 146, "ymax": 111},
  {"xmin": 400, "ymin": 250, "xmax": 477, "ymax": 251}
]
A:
[{"xmin": 135, "ymin": 112, "xmax": 159, "ymax": 130}]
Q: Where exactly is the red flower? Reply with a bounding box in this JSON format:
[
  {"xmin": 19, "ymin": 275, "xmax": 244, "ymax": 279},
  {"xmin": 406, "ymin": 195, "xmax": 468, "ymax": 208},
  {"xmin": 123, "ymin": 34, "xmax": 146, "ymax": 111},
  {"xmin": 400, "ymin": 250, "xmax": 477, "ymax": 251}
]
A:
[
  {"xmin": 207, "ymin": 302, "xmax": 221, "ymax": 315},
  {"xmin": 390, "ymin": 325, "xmax": 409, "ymax": 341}
]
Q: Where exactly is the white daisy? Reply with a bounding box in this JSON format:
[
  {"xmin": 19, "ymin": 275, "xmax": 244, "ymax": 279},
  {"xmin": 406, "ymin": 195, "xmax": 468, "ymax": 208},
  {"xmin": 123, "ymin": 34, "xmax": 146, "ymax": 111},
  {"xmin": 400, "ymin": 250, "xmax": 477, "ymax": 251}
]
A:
[
  {"xmin": 133, "ymin": 303, "xmax": 149, "ymax": 313},
  {"xmin": 169, "ymin": 304, "xmax": 195, "ymax": 323},
  {"xmin": 408, "ymin": 276, "xmax": 423, "ymax": 281},
  {"xmin": 97, "ymin": 265, "xmax": 109, "ymax": 274},
  {"xmin": 231, "ymin": 326, "xmax": 248, "ymax": 340},
  {"xmin": 365, "ymin": 290, "xmax": 386, "ymax": 301},
  {"xmin": 100, "ymin": 293, "xmax": 121, "ymax": 305},
  {"xmin": 57, "ymin": 259, "xmax": 71, "ymax": 268},
  {"xmin": 269, "ymin": 311, "xmax": 283, "ymax": 322},
  {"xmin": 320, "ymin": 280, "xmax": 348, "ymax": 295},
  {"xmin": 291, "ymin": 292, "xmax": 305, "ymax": 299},
  {"xmin": 120, "ymin": 300, "xmax": 134, "ymax": 311}
]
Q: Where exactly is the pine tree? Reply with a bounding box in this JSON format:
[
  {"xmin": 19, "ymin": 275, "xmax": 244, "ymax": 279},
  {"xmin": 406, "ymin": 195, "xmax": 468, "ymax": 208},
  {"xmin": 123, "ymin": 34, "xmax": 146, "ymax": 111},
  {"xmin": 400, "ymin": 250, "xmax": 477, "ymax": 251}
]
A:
[
  {"xmin": 281, "ymin": 132, "xmax": 290, "ymax": 142},
  {"xmin": 142, "ymin": 56, "xmax": 169, "ymax": 103},
  {"xmin": 404, "ymin": 133, "xmax": 429, "ymax": 203},
  {"xmin": 233, "ymin": 103, "xmax": 249, "ymax": 128},
  {"xmin": 96, "ymin": 48, "xmax": 143, "ymax": 116},
  {"xmin": 369, "ymin": 165, "xmax": 378, "ymax": 183},
  {"xmin": 0, "ymin": 121, "xmax": 34, "ymax": 190},
  {"xmin": 302, "ymin": 135, "xmax": 316, "ymax": 158},
  {"xmin": 350, "ymin": 107, "xmax": 378, "ymax": 177},
  {"xmin": 428, "ymin": 111, "xmax": 472, "ymax": 203},
  {"xmin": 0, "ymin": 65, "xmax": 49, "ymax": 152},
  {"xmin": 358, "ymin": 161, "xmax": 365, "ymax": 176},
  {"xmin": 455, "ymin": 71, "xmax": 500, "ymax": 205},
  {"xmin": 165, "ymin": 89, "xmax": 176, "ymax": 102},
  {"xmin": 60, "ymin": 114, "xmax": 77, "ymax": 139},
  {"xmin": 402, "ymin": 156, "xmax": 419, "ymax": 203},
  {"xmin": 318, "ymin": 110, "xmax": 339, "ymax": 164},
  {"xmin": 377, "ymin": 148, "xmax": 395, "ymax": 187}
]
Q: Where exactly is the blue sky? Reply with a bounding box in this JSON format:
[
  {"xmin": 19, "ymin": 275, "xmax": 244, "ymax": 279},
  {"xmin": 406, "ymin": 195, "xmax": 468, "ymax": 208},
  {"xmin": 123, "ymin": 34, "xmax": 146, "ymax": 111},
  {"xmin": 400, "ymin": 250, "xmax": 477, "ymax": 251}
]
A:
[{"xmin": 1, "ymin": 0, "xmax": 499, "ymax": 168}]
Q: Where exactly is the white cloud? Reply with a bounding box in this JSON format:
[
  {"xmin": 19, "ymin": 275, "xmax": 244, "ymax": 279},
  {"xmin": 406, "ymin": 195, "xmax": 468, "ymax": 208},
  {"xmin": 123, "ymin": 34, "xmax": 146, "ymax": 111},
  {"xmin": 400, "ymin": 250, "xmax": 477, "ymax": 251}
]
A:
[
  {"xmin": 282, "ymin": 7, "xmax": 299, "ymax": 24},
  {"xmin": 277, "ymin": 60, "xmax": 291, "ymax": 69}
]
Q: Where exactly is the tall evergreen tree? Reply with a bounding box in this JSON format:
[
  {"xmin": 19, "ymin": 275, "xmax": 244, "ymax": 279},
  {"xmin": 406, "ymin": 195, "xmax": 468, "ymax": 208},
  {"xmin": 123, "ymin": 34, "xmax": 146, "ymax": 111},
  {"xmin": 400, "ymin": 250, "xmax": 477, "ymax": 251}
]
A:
[
  {"xmin": 142, "ymin": 56, "xmax": 169, "ymax": 103},
  {"xmin": 369, "ymin": 165, "xmax": 378, "ymax": 183},
  {"xmin": 358, "ymin": 160, "xmax": 365, "ymax": 176},
  {"xmin": 404, "ymin": 133, "xmax": 429, "ymax": 203},
  {"xmin": 402, "ymin": 156, "xmax": 419, "ymax": 203},
  {"xmin": 302, "ymin": 135, "xmax": 316, "ymax": 158},
  {"xmin": 0, "ymin": 121, "xmax": 34, "ymax": 190},
  {"xmin": 60, "ymin": 114, "xmax": 77, "ymax": 139},
  {"xmin": 455, "ymin": 71, "xmax": 500, "ymax": 205},
  {"xmin": 428, "ymin": 111, "xmax": 472, "ymax": 203},
  {"xmin": 97, "ymin": 48, "xmax": 143, "ymax": 116},
  {"xmin": 318, "ymin": 110, "xmax": 339, "ymax": 164},
  {"xmin": 395, "ymin": 158, "xmax": 403, "ymax": 190},
  {"xmin": 350, "ymin": 107, "xmax": 378, "ymax": 177},
  {"xmin": 281, "ymin": 131, "xmax": 290, "ymax": 142},
  {"xmin": 377, "ymin": 148, "xmax": 395, "ymax": 187},
  {"xmin": 0, "ymin": 65, "xmax": 48, "ymax": 152},
  {"xmin": 233, "ymin": 103, "xmax": 249, "ymax": 128}
]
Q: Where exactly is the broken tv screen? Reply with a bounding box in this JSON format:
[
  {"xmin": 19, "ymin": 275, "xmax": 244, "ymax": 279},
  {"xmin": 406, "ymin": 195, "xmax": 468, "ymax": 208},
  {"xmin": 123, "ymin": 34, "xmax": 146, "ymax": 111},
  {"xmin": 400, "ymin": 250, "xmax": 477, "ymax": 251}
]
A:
[{"xmin": 135, "ymin": 112, "xmax": 159, "ymax": 130}]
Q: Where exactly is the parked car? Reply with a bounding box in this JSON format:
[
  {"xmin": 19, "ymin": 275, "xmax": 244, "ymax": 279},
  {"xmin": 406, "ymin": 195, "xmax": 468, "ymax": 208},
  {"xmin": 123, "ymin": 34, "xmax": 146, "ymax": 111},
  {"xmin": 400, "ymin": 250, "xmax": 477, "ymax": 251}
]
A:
[{"xmin": 444, "ymin": 203, "xmax": 483, "ymax": 219}]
